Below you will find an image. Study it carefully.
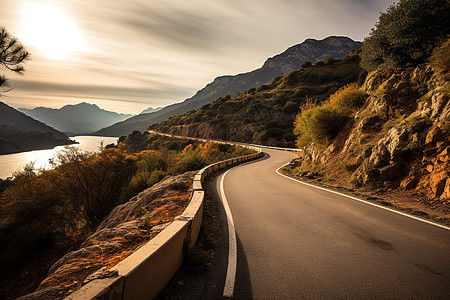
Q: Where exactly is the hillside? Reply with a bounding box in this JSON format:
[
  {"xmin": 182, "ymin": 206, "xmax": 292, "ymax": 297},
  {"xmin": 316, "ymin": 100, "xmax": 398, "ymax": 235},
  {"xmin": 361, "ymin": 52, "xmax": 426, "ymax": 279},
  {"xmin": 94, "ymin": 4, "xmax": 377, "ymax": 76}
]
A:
[
  {"xmin": 0, "ymin": 125, "xmax": 74, "ymax": 155},
  {"xmin": 0, "ymin": 101, "xmax": 67, "ymax": 140},
  {"xmin": 19, "ymin": 102, "xmax": 133, "ymax": 135},
  {"xmin": 283, "ymin": 49, "xmax": 449, "ymax": 221},
  {"xmin": 94, "ymin": 36, "xmax": 362, "ymax": 137},
  {"xmin": 151, "ymin": 52, "xmax": 363, "ymax": 147}
]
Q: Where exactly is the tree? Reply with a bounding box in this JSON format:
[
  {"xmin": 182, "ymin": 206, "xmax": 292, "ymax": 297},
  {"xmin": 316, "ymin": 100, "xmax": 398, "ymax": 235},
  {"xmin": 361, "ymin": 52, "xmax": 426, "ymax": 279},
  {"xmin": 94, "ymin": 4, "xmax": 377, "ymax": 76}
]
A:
[
  {"xmin": 360, "ymin": 0, "xmax": 450, "ymax": 71},
  {"xmin": 0, "ymin": 27, "xmax": 29, "ymax": 93}
]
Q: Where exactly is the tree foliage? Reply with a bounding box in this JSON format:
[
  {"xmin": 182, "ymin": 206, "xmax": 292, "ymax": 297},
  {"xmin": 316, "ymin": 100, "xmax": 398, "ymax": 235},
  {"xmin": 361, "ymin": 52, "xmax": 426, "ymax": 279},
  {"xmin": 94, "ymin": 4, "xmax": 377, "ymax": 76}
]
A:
[
  {"xmin": 360, "ymin": 0, "xmax": 450, "ymax": 71},
  {"xmin": 0, "ymin": 27, "xmax": 29, "ymax": 92}
]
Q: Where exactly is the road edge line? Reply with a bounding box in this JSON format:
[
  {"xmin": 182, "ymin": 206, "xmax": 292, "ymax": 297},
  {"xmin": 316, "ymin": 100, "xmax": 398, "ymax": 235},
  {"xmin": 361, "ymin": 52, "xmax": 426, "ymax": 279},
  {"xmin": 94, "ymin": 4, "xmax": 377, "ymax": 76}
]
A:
[
  {"xmin": 220, "ymin": 168, "xmax": 237, "ymax": 298},
  {"xmin": 218, "ymin": 154, "xmax": 267, "ymax": 297},
  {"xmin": 276, "ymin": 163, "xmax": 450, "ymax": 231}
]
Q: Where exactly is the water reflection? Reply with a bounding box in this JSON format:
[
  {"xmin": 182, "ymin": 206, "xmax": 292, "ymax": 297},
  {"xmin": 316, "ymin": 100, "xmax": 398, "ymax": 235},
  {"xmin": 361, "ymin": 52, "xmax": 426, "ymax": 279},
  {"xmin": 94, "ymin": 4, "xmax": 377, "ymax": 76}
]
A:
[{"xmin": 0, "ymin": 136, "xmax": 118, "ymax": 179}]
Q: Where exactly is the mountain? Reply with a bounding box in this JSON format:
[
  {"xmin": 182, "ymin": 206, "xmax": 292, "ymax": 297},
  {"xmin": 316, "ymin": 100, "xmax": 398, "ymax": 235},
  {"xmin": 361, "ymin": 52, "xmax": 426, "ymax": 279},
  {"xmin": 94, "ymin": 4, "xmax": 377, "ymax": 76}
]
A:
[
  {"xmin": 94, "ymin": 36, "xmax": 362, "ymax": 137},
  {"xmin": 0, "ymin": 101, "xmax": 68, "ymax": 139},
  {"xmin": 0, "ymin": 101, "xmax": 73, "ymax": 154},
  {"xmin": 19, "ymin": 102, "xmax": 133, "ymax": 135},
  {"xmin": 151, "ymin": 52, "xmax": 363, "ymax": 147},
  {"xmin": 140, "ymin": 106, "xmax": 163, "ymax": 114}
]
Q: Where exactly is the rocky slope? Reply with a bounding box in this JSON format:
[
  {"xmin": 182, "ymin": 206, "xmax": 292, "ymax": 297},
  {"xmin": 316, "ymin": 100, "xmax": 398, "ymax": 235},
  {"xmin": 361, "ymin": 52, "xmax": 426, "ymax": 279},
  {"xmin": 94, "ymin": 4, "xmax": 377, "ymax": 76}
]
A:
[
  {"xmin": 151, "ymin": 52, "xmax": 363, "ymax": 147},
  {"xmin": 19, "ymin": 172, "xmax": 193, "ymax": 300},
  {"xmin": 293, "ymin": 64, "xmax": 449, "ymax": 219},
  {"xmin": 19, "ymin": 102, "xmax": 133, "ymax": 135},
  {"xmin": 94, "ymin": 36, "xmax": 362, "ymax": 137}
]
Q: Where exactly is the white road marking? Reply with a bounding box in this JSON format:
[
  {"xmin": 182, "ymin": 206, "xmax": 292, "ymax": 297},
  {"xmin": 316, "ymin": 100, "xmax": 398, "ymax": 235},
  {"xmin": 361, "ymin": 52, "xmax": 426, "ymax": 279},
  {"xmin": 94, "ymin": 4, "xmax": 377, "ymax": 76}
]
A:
[
  {"xmin": 219, "ymin": 155, "xmax": 267, "ymax": 298},
  {"xmin": 220, "ymin": 168, "xmax": 238, "ymax": 298},
  {"xmin": 276, "ymin": 163, "xmax": 450, "ymax": 231}
]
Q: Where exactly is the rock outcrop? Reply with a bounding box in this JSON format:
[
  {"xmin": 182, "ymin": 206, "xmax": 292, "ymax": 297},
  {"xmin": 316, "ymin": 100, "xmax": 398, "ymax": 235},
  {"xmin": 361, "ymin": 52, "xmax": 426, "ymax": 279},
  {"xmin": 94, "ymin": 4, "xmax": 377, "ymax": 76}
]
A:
[
  {"xmin": 19, "ymin": 172, "xmax": 194, "ymax": 300},
  {"xmin": 299, "ymin": 62, "xmax": 449, "ymax": 206}
]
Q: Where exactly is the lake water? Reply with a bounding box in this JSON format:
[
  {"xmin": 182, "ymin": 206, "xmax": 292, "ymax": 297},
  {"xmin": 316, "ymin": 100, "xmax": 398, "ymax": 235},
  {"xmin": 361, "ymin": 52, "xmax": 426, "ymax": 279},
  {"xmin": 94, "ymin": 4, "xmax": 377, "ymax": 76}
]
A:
[{"xmin": 0, "ymin": 136, "xmax": 119, "ymax": 179}]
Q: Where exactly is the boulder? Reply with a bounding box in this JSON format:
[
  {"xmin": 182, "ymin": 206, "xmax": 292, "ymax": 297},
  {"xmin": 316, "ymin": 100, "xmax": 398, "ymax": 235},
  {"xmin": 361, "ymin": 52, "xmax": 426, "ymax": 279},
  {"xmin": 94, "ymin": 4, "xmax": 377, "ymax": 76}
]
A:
[
  {"xmin": 351, "ymin": 162, "xmax": 380, "ymax": 186},
  {"xmin": 437, "ymin": 146, "xmax": 450, "ymax": 163},
  {"xmin": 425, "ymin": 125, "xmax": 443, "ymax": 145},
  {"xmin": 384, "ymin": 126, "xmax": 409, "ymax": 158},
  {"xmin": 379, "ymin": 162, "xmax": 405, "ymax": 181},
  {"xmin": 429, "ymin": 171, "xmax": 449, "ymax": 198},
  {"xmin": 357, "ymin": 115, "xmax": 382, "ymax": 132},
  {"xmin": 400, "ymin": 176, "xmax": 419, "ymax": 190},
  {"xmin": 430, "ymin": 92, "xmax": 448, "ymax": 120},
  {"xmin": 366, "ymin": 124, "xmax": 410, "ymax": 169},
  {"xmin": 441, "ymin": 179, "xmax": 450, "ymax": 199}
]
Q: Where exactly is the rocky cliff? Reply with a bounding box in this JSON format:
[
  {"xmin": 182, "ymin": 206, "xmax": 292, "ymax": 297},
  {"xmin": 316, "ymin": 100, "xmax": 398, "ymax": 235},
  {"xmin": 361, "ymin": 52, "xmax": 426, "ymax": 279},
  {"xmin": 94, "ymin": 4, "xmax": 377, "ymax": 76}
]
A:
[{"xmin": 297, "ymin": 63, "xmax": 449, "ymax": 215}]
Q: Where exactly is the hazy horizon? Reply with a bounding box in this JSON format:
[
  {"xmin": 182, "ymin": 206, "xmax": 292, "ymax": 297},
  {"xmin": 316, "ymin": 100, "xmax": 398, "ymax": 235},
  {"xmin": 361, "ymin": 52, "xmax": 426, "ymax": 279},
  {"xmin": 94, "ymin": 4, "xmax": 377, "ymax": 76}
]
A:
[{"xmin": 2, "ymin": 0, "xmax": 393, "ymax": 114}]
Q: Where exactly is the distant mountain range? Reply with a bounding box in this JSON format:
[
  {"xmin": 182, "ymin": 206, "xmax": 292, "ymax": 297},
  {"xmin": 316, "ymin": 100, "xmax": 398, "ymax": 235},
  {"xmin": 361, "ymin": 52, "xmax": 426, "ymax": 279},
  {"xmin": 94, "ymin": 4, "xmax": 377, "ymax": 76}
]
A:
[
  {"xmin": 140, "ymin": 106, "xmax": 163, "ymax": 114},
  {"xmin": 93, "ymin": 36, "xmax": 362, "ymax": 137},
  {"xmin": 0, "ymin": 101, "xmax": 73, "ymax": 154},
  {"xmin": 19, "ymin": 102, "xmax": 133, "ymax": 135},
  {"xmin": 0, "ymin": 101, "xmax": 67, "ymax": 139}
]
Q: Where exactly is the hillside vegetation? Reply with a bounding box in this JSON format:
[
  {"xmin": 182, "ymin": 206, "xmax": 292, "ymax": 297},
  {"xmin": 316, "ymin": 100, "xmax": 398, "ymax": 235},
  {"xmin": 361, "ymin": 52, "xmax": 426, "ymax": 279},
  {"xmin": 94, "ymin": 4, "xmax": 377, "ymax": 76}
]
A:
[
  {"xmin": 0, "ymin": 132, "xmax": 253, "ymax": 299},
  {"xmin": 288, "ymin": 40, "xmax": 449, "ymax": 219},
  {"xmin": 94, "ymin": 36, "xmax": 362, "ymax": 137},
  {"xmin": 0, "ymin": 125, "xmax": 75, "ymax": 154},
  {"xmin": 285, "ymin": 0, "xmax": 449, "ymax": 221},
  {"xmin": 151, "ymin": 53, "xmax": 363, "ymax": 147}
]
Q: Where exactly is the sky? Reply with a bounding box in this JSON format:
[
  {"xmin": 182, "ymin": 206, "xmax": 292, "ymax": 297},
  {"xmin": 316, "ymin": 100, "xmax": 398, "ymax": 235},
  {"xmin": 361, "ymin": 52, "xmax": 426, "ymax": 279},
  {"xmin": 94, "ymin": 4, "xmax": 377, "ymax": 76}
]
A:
[{"xmin": 1, "ymin": 0, "xmax": 393, "ymax": 114}]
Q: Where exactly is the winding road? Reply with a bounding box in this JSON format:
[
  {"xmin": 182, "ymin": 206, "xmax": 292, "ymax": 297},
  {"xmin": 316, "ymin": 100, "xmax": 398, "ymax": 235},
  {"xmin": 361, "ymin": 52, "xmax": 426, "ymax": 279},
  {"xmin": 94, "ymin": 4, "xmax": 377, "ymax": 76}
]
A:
[{"xmin": 217, "ymin": 148, "xmax": 450, "ymax": 299}]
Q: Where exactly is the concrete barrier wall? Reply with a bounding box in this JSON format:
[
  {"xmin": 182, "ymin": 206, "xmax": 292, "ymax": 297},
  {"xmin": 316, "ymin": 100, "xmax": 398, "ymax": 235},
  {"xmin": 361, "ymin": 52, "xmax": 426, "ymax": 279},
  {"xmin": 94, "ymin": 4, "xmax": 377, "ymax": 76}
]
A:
[{"xmin": 65, "ymin": 136, "xmax": 263, "ymax": 300}]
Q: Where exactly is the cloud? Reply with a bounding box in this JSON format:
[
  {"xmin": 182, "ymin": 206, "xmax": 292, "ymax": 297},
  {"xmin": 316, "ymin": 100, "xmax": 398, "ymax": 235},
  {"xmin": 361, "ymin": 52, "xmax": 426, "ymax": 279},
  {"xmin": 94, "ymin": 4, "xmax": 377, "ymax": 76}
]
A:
[
  {"xmin": 122, "ymin": 6, "xmax": 225, "ymax": 52},
  {"xmin": 10, "ymin": 79, "xmax": 189, "ymax": 102},
  {"xmin": 2, "ymin": 0, "xmax": 395, "ymax": 114}
]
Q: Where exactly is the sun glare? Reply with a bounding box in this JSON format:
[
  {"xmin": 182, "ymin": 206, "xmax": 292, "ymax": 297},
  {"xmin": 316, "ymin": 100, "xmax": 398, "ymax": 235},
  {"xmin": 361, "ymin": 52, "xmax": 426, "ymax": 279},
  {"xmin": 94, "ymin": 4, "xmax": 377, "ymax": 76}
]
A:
[{"xmin": 21, "ymin": 2, "xmax": 86, "ymax": 60}]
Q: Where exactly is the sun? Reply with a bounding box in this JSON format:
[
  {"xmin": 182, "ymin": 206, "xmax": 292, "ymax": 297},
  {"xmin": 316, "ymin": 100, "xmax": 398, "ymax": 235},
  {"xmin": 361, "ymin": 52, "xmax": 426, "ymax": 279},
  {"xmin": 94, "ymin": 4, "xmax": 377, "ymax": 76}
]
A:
[{"xmin": 21, "ymin": 2, "xmax": 86, "ymax": 60}]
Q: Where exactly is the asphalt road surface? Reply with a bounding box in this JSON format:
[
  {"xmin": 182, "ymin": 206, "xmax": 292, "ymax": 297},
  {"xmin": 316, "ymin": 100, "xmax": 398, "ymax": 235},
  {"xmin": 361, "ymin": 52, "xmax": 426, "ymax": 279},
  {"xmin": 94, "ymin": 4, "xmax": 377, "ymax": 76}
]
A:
[{"xmin": 217, "ymin": 148, "xmax": 450, "ymax": 299}]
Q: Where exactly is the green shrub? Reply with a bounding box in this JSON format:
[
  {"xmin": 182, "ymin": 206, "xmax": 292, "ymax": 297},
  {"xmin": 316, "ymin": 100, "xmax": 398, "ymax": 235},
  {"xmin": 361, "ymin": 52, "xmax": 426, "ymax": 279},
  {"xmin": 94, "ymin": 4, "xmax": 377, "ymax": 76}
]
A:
[
  {"xmin": 301, "ymin": 61, "xmax": 312, "ymax": 68},
  {"xmin": 177, "ymin": 150, "xmax": 208, "ymax": 172},
  {"xmin": 294, "ymin": 104, "xmax": 349, "ymax": 147},
  {"xmin": 323, "ymin": 56, "xmax": 335, "ymax": 65},
  {"xmin": 329, "ymin": 83, "xmax": 367, "ymax": 109},
  {"xmin": 430, "ymin": 38, "xmax": 450, "ymax": 76}
]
